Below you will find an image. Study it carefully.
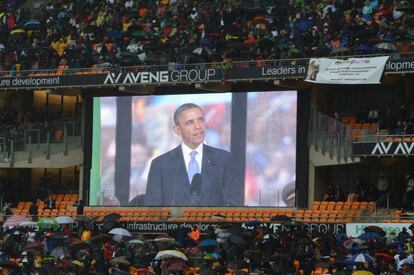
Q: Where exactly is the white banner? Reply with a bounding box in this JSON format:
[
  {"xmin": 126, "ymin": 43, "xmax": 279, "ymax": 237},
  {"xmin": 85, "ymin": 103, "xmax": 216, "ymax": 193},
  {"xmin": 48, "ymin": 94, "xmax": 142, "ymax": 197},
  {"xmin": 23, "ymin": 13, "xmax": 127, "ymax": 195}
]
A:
[
  {"xmin": 346, "ymin": 223, "xmax": 411, "ymax": 238},
  {"xmin": 305, "ymin": 56, "xmax": 389, "ymax": 84}
]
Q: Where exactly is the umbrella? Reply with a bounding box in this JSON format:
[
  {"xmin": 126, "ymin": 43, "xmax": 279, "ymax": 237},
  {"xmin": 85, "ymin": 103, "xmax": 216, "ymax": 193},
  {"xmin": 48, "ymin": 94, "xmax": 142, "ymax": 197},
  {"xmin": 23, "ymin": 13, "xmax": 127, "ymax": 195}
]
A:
[
  {"xmin": 24, "ymin": 241, "xmax": 43, "ymax": 250},
  {"xmin": 155, "ymin": 250, "xmax": 188, "ymax": 261},
  {"xmin": 37, "ymin": 217, "xmax": 59, "ymax": 230},
  {"xmin": 89, "ymin": 233, "xmax": 112, "ymax": 245},
  {"xmin": 229, "ymin": 235, "xmax": 247, "ymax": 247},
  {"xmin": 109, "ymin": 228, "xmax": 132, "ymax": 237},
  {"xmin": 204, "ymin": 252, "xmax": 222, "ymax": 260},
  {"xmin": 374, "ymin": 253, "xmax": 393, "ymax": 263},
  {"xmin": 199, "ymin": 239, "xmax": 218, "ymax": 248},
  {"xmin": 10, "ymin": 29, "xmax": 25, "ymax": 35},
  {"xmin": 364, "ymin": 226, "xmax": 386, "ymax": 237},
  {"xmin": 244, "ymin": 220, "xmax": 262, "ymax": 227},
  {"xmin": 375, "ymin": 42, "xmax": 397, "ymax": 52},
  {"xmin": 18, "ymin": 221, "xmax": 37, "ymax": 228},
  {"xmin": 193, "ymin": 47, "xmax": 212, "ymax": 56},
  {"xmin": 128, "ymin": 239, "xmax": 144, "ymax": 245},
  {"xmin": 358, "ymin": 232, "xmax": 382, "ymax": 240},
  {"xmin": 72, "ymin": 260, "xmax": 84, "ymax": 268},
  {"xmin": 76, "ymin": 216, "xmax": 98, "ymax": 224},
  {"xmin": 75, "ymin": 250, "xmax": 90, "ymax": 261},
  {"xmin": 103, "ymin": 213, "xmax": 121, "ymax": 223},
  {"xmin": 55, "ymin": 216, "xmax": 74, "ymax": 224},
  {"xmin": 347, "ymin": 253, "xmax": 375, "ymax": 263},
  {"xmin": 180, "ymin": 238, "xmax": 198, "ymax": 248},
  {"xmin": 283, "ymin": 220, "xmax": 303, "ymax": 227},
  {"xmin": 24, "ymin": 20, "xmax": 41, "ymax": 30},
  {"xmin": 0, "ymin": 260, "xmax": 19, "ymax": 269},
  {"xmin": 343, "ymin": 239, "xmax": 360, "ymax": 250},
  {"xmin": 218, "ymin": 223, "xmax": 235, "ymax": 229},
  {"xmin": 132, "ymin": 30, "xmax": 147, "ymax": 38},
  {"xmin": 50, "ymin": 246, "xmax": 71, "ymax": 259},
  {"xmin": 110, "ymin": 256, "xmax": 131, "ymax": 266},
  {"xmin": 69, "ymin": 240, "xmax": 89, "ymax": 251},
  {"xmin": 3, "ymin": 215, "xmax": 32, "ymax": 228},
  {"xmin": 270, "ymin": 215, "xmax": 291, "ymax": 222}
]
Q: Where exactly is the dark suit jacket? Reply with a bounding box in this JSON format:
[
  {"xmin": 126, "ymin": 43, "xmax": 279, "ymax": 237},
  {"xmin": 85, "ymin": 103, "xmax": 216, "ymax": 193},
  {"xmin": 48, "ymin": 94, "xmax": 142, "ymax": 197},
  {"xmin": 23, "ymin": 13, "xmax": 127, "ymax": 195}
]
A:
[{"xmin": 144, "ymin": 144, "xmax": 242, "ymax": 206}]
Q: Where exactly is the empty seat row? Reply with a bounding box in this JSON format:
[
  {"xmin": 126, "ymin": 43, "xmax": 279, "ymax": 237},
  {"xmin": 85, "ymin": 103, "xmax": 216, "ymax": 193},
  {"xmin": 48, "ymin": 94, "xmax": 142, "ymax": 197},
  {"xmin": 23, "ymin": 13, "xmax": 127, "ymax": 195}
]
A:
[{"xmin": 311, "ymin": 201, "xmax": 375, "ymax": 212}]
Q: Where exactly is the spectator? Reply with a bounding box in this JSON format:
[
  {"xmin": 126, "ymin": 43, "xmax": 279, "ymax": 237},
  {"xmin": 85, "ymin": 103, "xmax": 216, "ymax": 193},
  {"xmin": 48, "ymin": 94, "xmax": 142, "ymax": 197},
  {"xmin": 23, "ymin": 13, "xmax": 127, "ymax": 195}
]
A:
[
  {"xmin": 3, "ymin": 202, "xmax": 12, "ymax": 216},
  {"xmin": 28, "ymin": 200, "xmax": 38, "ymax": 221},
  {"xmin": 76, "ymin": 199, "xmax": 85, "ymax": 216},
  {"xmin": 376, "ymin": 172, "xmax": 388, "ymax": 199},
  {"xmin": 45, "ymin": 195, "xmax": 56, "ymax": 209},
  {"xmin": 368, "ymin": 107, "xmax": 378, "ymax": 122},
  {"xmin": 404, "ymin": 174, "xmax": 414, "ymax": 210}
]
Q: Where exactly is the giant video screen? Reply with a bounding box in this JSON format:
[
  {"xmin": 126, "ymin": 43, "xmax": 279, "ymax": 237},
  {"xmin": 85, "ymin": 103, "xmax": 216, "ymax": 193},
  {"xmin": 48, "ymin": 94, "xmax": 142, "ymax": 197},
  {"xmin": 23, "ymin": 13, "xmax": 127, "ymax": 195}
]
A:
[{"xmin": 90, "ymin": 91, "xmax": 297, "ymax": 207}]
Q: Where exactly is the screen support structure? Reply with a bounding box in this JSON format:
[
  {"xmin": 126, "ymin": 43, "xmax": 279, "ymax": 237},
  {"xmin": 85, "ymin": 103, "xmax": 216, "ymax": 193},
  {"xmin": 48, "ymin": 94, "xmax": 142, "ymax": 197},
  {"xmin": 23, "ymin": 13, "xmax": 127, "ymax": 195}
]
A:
[
  {"xmin": 230, "ymin": 93, "xmax": 247, "ymax": 205},
  {"xmin": 114, "ymin": 97, "xmax": 132, "ymax": 205},
  {"xmin": 296, "ymin": 89, "xmax": 310, "ymax": 208}
]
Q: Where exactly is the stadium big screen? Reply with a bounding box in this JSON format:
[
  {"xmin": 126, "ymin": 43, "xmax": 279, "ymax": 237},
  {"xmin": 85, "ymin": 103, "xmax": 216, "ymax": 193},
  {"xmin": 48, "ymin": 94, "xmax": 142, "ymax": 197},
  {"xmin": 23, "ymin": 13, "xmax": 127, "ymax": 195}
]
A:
[{"xmin": 90, "ymin": 91, "xmax": 297, "ymax": 207}]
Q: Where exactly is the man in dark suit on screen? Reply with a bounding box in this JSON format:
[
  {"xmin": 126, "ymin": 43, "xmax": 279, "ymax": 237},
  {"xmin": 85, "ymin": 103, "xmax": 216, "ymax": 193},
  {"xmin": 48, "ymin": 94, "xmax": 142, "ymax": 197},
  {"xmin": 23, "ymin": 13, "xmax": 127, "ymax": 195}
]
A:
[{"xmin": 144, "ymin": 103, "xmax": 242, "ymax": 206}]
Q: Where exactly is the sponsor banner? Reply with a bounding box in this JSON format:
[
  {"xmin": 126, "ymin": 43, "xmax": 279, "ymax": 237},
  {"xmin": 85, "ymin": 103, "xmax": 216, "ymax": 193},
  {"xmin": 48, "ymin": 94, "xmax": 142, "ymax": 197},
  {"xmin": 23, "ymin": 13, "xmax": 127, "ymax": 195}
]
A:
[
  {"xmin": 305, "ymin": 56, "xmax": 389, "ymax": 84},
  {"xmin": 3, "ymin": 56, "xmax": 414, "ymax": 90},
  {"xmin": 2, "ymin": 221, "xmax": 345, "ymax": 234},
  {"xmin": 346, "ymin": 223, "xmax": 411, "ymax": 238},
  {"xmin": 353, "ymin": 142, "xmax": 414, "ymax": 156},
  {"xmin": 85, "ymin": 221, "xmax": 345, "ymax": 234}
]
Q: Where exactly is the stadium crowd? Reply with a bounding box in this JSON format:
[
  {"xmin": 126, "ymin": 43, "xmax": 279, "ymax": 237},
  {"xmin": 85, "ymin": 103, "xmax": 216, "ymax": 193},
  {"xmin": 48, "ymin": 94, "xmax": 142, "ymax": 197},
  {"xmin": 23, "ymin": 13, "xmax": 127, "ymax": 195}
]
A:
[
  {"xmin": 0, "ymin": 0, "xmax": 413, "ymax": 71},
  {"xmin": 0, "ymin": 215, "xmax": 413, "ymax": 274}
]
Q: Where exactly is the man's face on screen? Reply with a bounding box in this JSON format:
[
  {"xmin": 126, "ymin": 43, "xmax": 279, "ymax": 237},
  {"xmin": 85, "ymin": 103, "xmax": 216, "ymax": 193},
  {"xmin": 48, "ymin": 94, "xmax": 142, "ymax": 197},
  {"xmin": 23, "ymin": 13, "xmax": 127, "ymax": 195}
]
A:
[{"xmin": 174, "ymin": 107, "xmax": 206, "ymax": 149}]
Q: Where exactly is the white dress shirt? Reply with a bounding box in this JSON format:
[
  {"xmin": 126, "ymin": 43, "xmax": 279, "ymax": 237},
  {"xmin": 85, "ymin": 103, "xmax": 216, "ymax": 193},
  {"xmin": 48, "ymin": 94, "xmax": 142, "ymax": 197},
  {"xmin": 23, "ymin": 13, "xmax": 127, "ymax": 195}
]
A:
[{"xmin": 181, "ymin": 143, "xmax": 203, "ymax": 174}]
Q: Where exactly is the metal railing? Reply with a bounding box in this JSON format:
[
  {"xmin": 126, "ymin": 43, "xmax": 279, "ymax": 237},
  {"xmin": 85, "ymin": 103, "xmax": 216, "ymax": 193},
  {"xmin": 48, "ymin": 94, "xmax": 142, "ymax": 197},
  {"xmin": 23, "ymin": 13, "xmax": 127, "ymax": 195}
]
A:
[
  {"xmin": 374, "ymin": 193, "xmax": 390, "ymax": 216},
  {"xmin": 309, "ymin": 110, "xmax": 353, "ymax": 161},
  {"xmin": 0, "ymin": 117, "xmax": 82, "ymax": 166},
  {"xmin": 353, "ymin": 133, "xmax": 414, "ymax": 143}
]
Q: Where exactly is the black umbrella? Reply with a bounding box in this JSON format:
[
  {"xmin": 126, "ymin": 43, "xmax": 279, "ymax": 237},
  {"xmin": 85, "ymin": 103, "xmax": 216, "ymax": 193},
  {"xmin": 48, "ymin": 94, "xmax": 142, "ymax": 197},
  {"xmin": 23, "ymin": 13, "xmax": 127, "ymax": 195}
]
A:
[
  {"xmin": 69, "ymin": 240, "xmax": 90, "ymax": 251},
  {"xmin": 89, "ymin": 233, "xmax": 112, "ymax": 245},
  {"xmin": 229, "ymin": 235, "xmax": 247, "ymax": 247},
  {"xmin": 102, "ymin": 220, "xmax": 118, "ymax": 233},
  {"xmin": 103, "ymin": 213, "xmax": 121, "ymax": 223},
  {"xmin": 270, "ymin": 215, "xmax": 292, "ymax": 222},
  {"xmin": 50, "ymin": 246, "xmax": 71, "ymax": 259}
]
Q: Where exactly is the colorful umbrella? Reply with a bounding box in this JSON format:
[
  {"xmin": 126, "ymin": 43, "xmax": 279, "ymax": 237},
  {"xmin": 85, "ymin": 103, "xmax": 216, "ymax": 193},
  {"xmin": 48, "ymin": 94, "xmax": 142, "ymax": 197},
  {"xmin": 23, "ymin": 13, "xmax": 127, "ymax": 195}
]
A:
[
  {"xmin": 3, "ymin": 215, "xmax": 32, "ymax": 228},
  {"xmin": 347, "ymin": 253, "xmax": 375, "ymax": 263},
  {"xmin": 10, "ymin": 29, "xmax": 25, "ymax": 35},
  {"xmin": 24, "ymin": 241, "xmax": 43, "ymax": 250},
  {"xmin": 358, "ymin": 232, "xmax": 382, "ymax": 240},
  {"xmin": 374, "ymin": 253, "xmax": 393, "ymax": 263},
  {"xmin": 37, "ymin": 217, "xmax": 59, "ymax": 230}
]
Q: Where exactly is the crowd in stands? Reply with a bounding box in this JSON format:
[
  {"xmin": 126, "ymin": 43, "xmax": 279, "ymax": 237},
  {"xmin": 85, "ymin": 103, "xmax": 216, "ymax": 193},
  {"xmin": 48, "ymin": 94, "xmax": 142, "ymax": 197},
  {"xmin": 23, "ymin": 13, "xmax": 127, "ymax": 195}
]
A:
[
  {"xmin": 0, "ymin": 212, "xmax": 412, "ymax": 274},
  {"xmin": 0, "ymin": 0, "xmax": 413, "ymax": 71}
]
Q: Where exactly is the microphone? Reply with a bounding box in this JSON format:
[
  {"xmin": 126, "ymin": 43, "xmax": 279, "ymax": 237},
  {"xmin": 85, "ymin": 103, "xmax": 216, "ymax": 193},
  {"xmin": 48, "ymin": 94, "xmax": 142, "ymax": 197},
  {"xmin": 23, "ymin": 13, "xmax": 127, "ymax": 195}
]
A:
[{"xmin": 190, "ymin": 173, "xmax": 202, "ymax": 205}]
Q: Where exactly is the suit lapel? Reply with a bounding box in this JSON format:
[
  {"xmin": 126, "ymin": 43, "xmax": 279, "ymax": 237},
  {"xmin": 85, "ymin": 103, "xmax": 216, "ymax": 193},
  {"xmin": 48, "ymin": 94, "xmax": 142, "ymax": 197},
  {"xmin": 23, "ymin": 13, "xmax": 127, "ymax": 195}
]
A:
[{"xmin": 171, "ymin": 145, "xmax": 189, "ymax": 185}]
